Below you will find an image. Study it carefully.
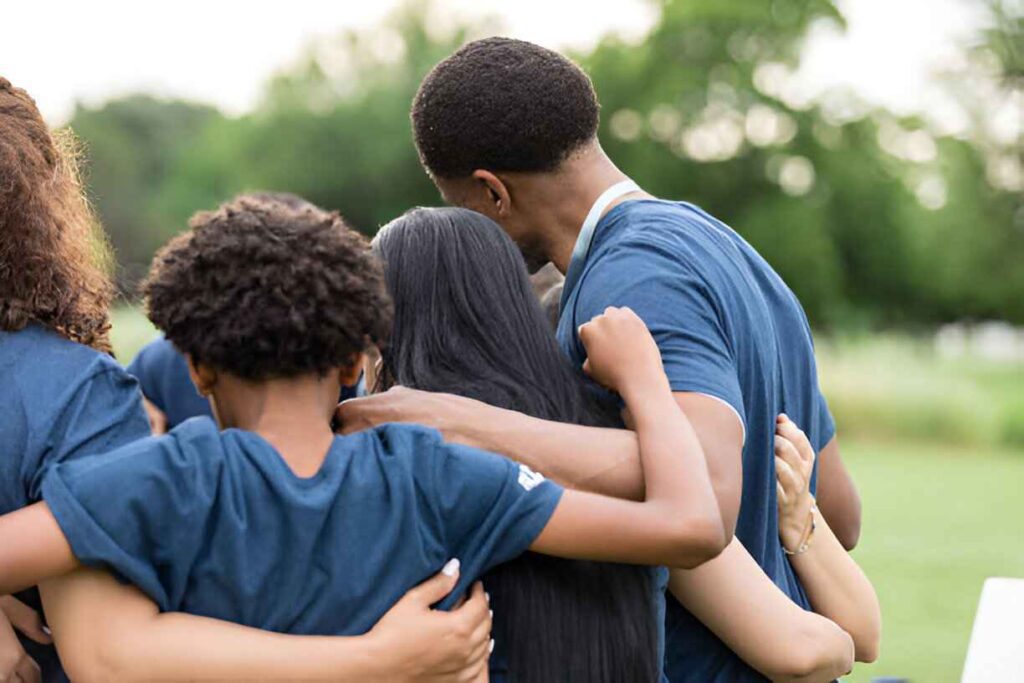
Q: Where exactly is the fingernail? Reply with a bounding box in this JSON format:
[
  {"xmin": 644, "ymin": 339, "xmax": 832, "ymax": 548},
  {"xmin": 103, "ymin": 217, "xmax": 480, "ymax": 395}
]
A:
[
  {"xmin": 442, "ymin": 558, "xmax": 460, "ymax": 576},
  {"xmin": 489, "ymin": 639, "xmax": 495, "ymax": 653},
  {"xmin": 780, "ymin": 413, "xmax": 789, "ymax": 421},
  {"xmin": 485, "ymin": 591, "xmax": 491, "ymax": 603},
  {"xmin": 42, "ymin": 625, "xmax": 52, "ymax": 636}
]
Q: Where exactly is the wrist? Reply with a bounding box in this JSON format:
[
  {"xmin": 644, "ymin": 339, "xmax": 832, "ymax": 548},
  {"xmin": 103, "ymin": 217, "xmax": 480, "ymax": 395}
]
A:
[
  {"xmin": 783, "ymin": 501, "xmax": 817, "ymax": 555},
  {"xmin": 362, "ymin": 629, "xmax": 414, "ymax": 682},
  {"xmin": 455, "ymin": 400, "xmax": 502, "ymax": 450},
  {"xmin": 619, "ymin": 372, "xmax": 672, "ymax": 407}
]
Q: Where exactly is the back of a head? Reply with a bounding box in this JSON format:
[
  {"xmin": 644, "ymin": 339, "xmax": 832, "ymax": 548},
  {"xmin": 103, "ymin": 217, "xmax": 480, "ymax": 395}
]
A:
[
  {"xmin": 0, "ymin": 78, "xmax": 114, "ymax": 351},
  {"xmin": 373, "ymin": 207, "xmax": 599, "ymax": 425},
  {"xmin": 411, "ymin": 38, "xmax": 600, "ymax": 179},
  {"xmin": 374, "ymin": 208, "xmax": 657, "ymax": 682},
  {"xmin": 143, "ymin": 195, "xmax": 391, "ymax": 380}
]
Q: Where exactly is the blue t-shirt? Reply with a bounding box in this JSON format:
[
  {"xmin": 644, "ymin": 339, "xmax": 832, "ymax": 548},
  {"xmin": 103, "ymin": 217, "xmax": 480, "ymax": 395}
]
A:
[
  {"xmin": 42, "ymin": 417, "xmax": 562, "ymax": 637},
  {"xmin": 557, "ymin": 200, "xmax": 835, "ymax": 682},
  {"xmin": 126, "ymin": 337, "xmax": 213, "ymax": 429},
  {"xmin": 127, "ymin": 337, "xmax": 365, "ymax": 429},
  {"xmin": 0, "ymin": 323, "xmax": 150, "ymax": 683}
]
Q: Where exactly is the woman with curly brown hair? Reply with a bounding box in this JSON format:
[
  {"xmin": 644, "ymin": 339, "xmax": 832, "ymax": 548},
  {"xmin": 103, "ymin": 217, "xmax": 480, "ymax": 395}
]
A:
[
  {"xmin": 0, "ymin": 80, "xmax": 491, "ymax": 683},
  {"xmin": 0, "ymin": 76, "xmax": 153, "ymax": 683}
]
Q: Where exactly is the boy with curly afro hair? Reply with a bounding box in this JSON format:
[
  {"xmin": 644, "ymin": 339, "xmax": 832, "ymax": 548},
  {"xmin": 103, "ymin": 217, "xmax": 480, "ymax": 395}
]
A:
[{"xmin": 146, "ymin": 194, "xmax": 390, "ymax": 387}]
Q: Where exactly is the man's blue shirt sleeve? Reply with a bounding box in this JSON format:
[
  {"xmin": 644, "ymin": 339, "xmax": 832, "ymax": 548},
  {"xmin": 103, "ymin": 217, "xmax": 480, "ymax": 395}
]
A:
[{"xmin": 574, "ymin": 240, "xmax": 746, "ymax": 430}]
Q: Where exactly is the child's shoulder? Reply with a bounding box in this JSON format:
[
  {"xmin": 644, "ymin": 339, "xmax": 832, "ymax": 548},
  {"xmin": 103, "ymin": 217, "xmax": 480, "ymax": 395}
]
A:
[
  {"xmin": 347, "ymin": 422, "xmax": 446, "ymax": 457},
  {"xmin": 158, "ymin": 416, "xmax": 227, "ymax": 463},
  {"xmin": 354, "ymin": 421, "xmax": 446, "ymax": 448}
]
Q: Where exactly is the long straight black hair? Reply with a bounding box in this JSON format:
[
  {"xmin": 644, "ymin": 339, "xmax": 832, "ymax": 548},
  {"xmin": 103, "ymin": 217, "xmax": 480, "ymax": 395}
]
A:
[{"xmin": 373, "ymin": 207, "xmax": 659, "ymax": 682}]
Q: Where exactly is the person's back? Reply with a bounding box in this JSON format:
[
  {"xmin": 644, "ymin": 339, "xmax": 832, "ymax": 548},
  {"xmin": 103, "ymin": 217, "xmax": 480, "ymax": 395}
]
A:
[
  {"xmin": 43, "ymin": 416, "xmax": 560, "ymax": 634},
  {"xmin": 0, "ymin": 324, "xmax": 150, "ymax": 682},
  {"xmin": 0, "ymin": 324, "xmax": 148, "ymax": 514},
  {"xmin": 558, "ymin": 198, "xmax": 833, "ymax": 680}
]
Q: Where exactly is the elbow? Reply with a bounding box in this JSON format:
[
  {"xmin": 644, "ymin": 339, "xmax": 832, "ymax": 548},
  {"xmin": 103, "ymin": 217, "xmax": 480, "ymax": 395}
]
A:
[
  {"xmin": 852, "ymin": 615, "xmax": 882, "ymax": 663},
  {"xmin": 61, "ymin": 655, "xmax": 117, "ymax": 683},
  {"xmin": 666, "ymin": 512, "xmax": 728, "ymax": 569},
  {"xmin": 65, "ymin": 640, "xmax": 140, "ymax": 683},
  {"xmin": 834, "ymin": 517, "xmax": 862, "ymax": 551},
  {"xmin": 855, "ymin": 638, "xmax": 880, "ymax": 665},
  {"xmin": 768, "ymin": 616, "xmax": 853, "ymax": 682}
]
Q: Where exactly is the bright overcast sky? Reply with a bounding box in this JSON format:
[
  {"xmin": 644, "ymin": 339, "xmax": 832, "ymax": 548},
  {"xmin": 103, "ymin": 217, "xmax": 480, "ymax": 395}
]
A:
[{"xmin": 1, "ymin": 0, "xmax": 986, "ymax": 125}]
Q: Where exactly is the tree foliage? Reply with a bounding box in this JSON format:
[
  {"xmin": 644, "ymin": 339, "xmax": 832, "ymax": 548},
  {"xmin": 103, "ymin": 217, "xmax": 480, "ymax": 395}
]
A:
[{"xmin": 68, "ymin": 0, "xmax": 1023, "ymax": 327}]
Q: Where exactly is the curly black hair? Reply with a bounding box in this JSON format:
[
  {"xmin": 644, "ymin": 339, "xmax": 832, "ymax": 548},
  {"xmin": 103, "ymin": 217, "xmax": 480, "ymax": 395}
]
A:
[
  {"xmin": 412, "ymin": 37, "xmax": 600, "ymax": 179},
  {"xmin": 142, "ymin": 195, "xmax": 391, "ymax": 380}
]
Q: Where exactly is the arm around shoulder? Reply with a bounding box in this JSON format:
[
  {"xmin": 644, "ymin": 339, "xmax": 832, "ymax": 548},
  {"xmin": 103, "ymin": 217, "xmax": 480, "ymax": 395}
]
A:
[
  {"xmin": 529, "ymin": 308, "xmax": 726, "ymax": 569},
  {"xmin": 41, "ymin": 566, "xmax": 492, "ymax": 682}
]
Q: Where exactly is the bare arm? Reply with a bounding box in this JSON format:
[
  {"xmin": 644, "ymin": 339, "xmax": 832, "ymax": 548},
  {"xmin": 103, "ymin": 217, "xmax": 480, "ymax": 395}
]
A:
[
  {"xmin": 528, "ymin": 308, "xmax": 725, "ymax": 569},
  {"xmin": 814, "ymin": 437, "xmax": 862, "ymax": 550},
  {"xmin": 338, "ymin": 387, "xmax": 743, "ymax": 537},
  {"xmin": 668, "ymin": 539, "xmax": 853, "ymax": 682},
  {"xmin": 0, "ymin": 503, "xmax": 78, "ymax": 596},
  {"xmin": 41, "ymin": 565, "xmax": 492, "ymax": 683},
  {"xmin": 776, "ymin": 418, "xmax": 881, "ymax": 662}
]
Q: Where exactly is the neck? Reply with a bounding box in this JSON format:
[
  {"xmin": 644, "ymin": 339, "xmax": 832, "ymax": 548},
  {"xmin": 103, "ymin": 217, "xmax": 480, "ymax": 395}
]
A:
[
  {"xmin": 212, "ymin": 375, "xmax": 338, "ymax": 477},
  {"xmin": 525, "ymin": 144, "xmax": 644, "ymax": 273}
]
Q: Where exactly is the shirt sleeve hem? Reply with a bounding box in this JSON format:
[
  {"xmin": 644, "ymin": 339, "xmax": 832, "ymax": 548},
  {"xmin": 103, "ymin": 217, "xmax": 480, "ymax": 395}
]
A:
[
  {"xmin": 512, "ymin": 481, "xmax": 565, "ymax": 552},
  {"xmin": 41, "ymin": 469, "xmax": 170, "ymax": 610},
  {"xmin": 667, "ymin": 384, "xmax": 747, "ymax": 446}
]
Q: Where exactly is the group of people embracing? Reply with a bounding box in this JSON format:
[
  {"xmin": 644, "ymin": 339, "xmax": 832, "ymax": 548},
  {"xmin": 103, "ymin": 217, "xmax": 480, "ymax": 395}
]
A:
[{"xmin": 0, "ymin": 36, "xmax": 880, "ymax": 683}]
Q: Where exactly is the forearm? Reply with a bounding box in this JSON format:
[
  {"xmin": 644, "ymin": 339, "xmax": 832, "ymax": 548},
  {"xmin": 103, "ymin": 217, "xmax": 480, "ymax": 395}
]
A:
[
  {"xmin": 41, "ymin": 570, "xmax": 394, "ymax": 682},
  {"xmin": 0, "ymin": 503, "xmax": 79, "ymax": 595},
  {"xmin": 108, "ymin": 615, "xmax": 388, "ymax": 682},
  {"xmin": 466, "ymin": 405, "xmax": 645, "ymax": 500},
  {"xmin": 622, "ymin": 376, "xmax": 725, "ymax": 564},
  {"xmin": 669, "ymin": 539, "xmax": 853, "ymax": 682},
  {"xmin": 814, "ymin": 438, "xmax": 862, "ymax": 550},
  {"xmin": 788, "ymin": 507, "xmax": 881, "ymax": 662}
]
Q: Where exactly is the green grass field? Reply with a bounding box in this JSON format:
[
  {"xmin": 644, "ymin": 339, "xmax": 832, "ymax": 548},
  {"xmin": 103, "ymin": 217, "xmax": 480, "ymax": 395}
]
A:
[
  {"xmin": 110, "ymin": 308, "xmax": 1023, "ymax": 681},
  {"xmin": 841, "ymin": 440, "xmax": 1024, "ymax": 682}
]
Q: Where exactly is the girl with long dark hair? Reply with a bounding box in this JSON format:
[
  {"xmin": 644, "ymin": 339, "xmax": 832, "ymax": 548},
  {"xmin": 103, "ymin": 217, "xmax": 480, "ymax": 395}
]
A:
[{"xmin": 372, "ymin": 207, "xmax": 660, "ymax": 682}]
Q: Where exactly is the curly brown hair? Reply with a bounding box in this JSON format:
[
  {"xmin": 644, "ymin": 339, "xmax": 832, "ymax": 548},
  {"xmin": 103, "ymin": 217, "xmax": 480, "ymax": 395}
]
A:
[
  {"xmin": 142, "ymin": 195, "xmax": 392, "ymax": 381},
  {"xmin": 0, "ymin": 78, "xmax": 114, "ymax": 352}
]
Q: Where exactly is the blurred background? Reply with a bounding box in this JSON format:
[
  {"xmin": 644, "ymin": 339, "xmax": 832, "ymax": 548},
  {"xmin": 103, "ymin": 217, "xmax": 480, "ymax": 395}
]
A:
[{"xmin": 4, "ymin": 0, "xmax": 1022, "ymax": 679}]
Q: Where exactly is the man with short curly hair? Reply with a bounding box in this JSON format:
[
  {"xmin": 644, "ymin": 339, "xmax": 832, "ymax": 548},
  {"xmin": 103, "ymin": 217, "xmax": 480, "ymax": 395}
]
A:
[{"xmin": 346, "ymin": 36, "xmax": 864, "ymax": 682}]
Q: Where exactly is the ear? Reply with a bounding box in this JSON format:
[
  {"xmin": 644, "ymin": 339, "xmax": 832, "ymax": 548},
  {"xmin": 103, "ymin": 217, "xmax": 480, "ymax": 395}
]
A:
[
  {"xmin": 338, "ymin": 352, "xmax": 366, "ymax": 387},
  {"xmin": 186, "ymin": 355, "xmax": 218, "ymax": 397},
  {"xmin": 471, "ymin": 169, "xmax": 512, "ymax": 217}
]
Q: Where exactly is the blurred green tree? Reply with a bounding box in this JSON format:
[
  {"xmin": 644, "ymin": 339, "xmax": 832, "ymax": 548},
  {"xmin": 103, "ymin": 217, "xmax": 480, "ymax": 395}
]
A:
[
  {"xmin": 67, "ymin": 0, "xmax": 1023, "ymax": 327},
  {"xmin": 69, "ymin": 96, "xmax": 223, "ymax": 287}
]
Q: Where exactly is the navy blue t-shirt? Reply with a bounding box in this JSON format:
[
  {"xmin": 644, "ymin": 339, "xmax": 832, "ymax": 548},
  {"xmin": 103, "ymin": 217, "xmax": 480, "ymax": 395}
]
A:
[
  {"xmin": 42, "ymin": 418, "xmax": 562, "ymax": 637},
  {"xmin": 557, "ymin": 200, "xmax": 835, "ymax": 682},
  {"xmin": 126, "ymin": 337, "xmax": 213, "ymax": 429},
  {"xmin": 127, "ymin": 337, "xmax": 365, "ymax": 428},
  {"xmin": 0, "ymin": 323, "xmax": 150, "ymax": 682}
]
